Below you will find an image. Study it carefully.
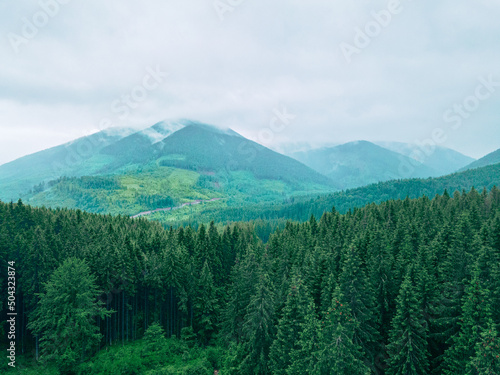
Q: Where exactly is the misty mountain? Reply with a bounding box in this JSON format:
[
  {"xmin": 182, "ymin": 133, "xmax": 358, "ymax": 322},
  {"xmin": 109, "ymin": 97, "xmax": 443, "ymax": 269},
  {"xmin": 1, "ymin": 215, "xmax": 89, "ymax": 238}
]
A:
[
  {"xmin": 2, "ymin": 120, "xmax": 337, "ymax": 214},
  {"xmin": 0, "ymin": 127, "xmax": 134, "ymax": 202},
  {"xmin": 289, "ymin": 140, "xmax": 438, "ymax": 189},
  {"xmin": 376, "ymin": 141, "xmax": 475, "ymax": 175},
  {"xmin": 153, "ymin": 123, "xmax": 333, "ymax": 186}
]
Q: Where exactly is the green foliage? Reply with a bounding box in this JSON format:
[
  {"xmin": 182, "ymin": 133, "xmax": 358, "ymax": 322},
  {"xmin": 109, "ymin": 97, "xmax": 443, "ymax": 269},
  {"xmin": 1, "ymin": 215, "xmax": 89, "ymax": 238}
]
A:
[
  {"xmin": 467, "ymin": 320, "xmax": 500, "ymax": 375},
  {"xmin": 1, "ymin": 185, "xmax": 500, "ymax": 374},
  {"xmin": 238, "ymin": 255, "xmax": 275, "ymax": 374},
  {"xmin": 269, "ymin": 274, "xmax": 310, "ymax": 374},
  {"xmin": 74, "ymin": 338, "xmax": 216, "ymax": 375},
  {"xmin": 143, "ymin": 322, "xmax": 168, "ymax": 353},
  {"xmin": 387, "ymin": 267, "xmax": 430, "ymax": 375},
  {"xmin": 154, "ymin": 163, "xmax": 500, "ymax": 227},
  {"xmin": 27, "ymin": 258, "xmax": 111, "ymax": 373},
  {"xmin": 313, "ymin": 288, "xmax": 370, "ymax": 375},
  {"xmin": 194, "ymin": 261, "xmax": 219, "ymax": 345}
]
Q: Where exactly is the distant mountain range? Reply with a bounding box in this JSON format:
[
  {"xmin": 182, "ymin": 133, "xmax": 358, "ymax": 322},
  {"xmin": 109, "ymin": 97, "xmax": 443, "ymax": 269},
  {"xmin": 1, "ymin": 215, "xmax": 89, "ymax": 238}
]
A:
[
  {"xmin": 375, "ymin": 141, "xmax": 475, "ymax": 175},
  {"xmin": 100, "ymin": 120, "xmax": 332, "ymax": 186},
  {"xmin": 286, "ymin": 140, "xmax": 475, "ymax": 189},
  {"xmin": 0, "ymin": 118, "xmax": 496, "ymax": 218}
]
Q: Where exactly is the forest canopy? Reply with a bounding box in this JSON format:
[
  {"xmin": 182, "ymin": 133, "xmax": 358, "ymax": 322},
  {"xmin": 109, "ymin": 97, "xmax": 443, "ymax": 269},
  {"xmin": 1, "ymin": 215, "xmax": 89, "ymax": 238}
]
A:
[{"xmin": 1, "ymin": 186, "xmax": 500, "ymax": 374}]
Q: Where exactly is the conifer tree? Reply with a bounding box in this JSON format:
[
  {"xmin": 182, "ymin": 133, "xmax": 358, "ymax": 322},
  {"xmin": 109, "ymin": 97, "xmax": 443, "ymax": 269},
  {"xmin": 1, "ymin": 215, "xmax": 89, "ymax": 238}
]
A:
[
  {"xmin": 240, "ymin": 257, "xmax": 275, "ymax": 375},
  {"xmin": 28, "ymin": 258, "xmax": 110, "ymax": 372},
  {"xmin": 221, "ymin": 244, "xmax": 259, "ymax": 344},
  {"xmin": 466, "ymin": 320, "xmax": 500, "ymax": 375},
  {"xmin": 269, "ymin": 273, "xmax": 310, "ymax": 375},
  {"xmin": 338, "ymin": 245, "xmax": 380, "ymax": 370},
  {"xmin": 287, "ymin": 300, "xmax": 321, "ymax": 375},
  {"xmin": 314, "ymin": 287, "xmax": 370, "ymax": 375},
  {"xmin": 387, "ymin": 267, "xmax": 430, "ymax": 375},
  {"xmin": 194, "ymin": 260, "xmax": 219, "ymax": 345},
  {"xmin": 442, "ymin": 245, "xmax": 496, "ymax": 374}
]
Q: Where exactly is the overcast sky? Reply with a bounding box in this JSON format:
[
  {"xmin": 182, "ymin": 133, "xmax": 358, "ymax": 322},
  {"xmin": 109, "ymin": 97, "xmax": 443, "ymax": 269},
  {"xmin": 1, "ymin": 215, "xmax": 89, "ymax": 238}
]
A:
[{"xmin": 0, "ymin": 0, "xmax": 499, "ymax": 165}]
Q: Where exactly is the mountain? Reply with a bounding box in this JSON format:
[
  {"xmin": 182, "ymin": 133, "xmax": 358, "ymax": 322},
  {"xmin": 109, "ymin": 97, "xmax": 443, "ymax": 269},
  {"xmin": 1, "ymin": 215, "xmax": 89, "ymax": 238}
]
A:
[
  {"xmin": 459, "ymin": 148, "xmax": 500, "ymax": 171},
  {"xmin": 376, "ymin": 141, "xmax": 475, "ymax": 175},
  {"xmin": 13, "ymin": 120, "xmax": 336, "ymax": 215},
  {"xmin": 96, "ymin": 119, "xmax": 188, "ymax": 169},
  {"xmin": 289, "ymin": 140, "xmax": 437, "ymax": 189},
  {"xmin": 98, "ymin": 120, "xmax": 334, "ymax": 187},
  {"xmin": 153, "ymin": 123, "xmax": 333, "ymax": 186},
  {"xmin": 0, "ymin": 127, "xmax": 134, "ymax": 202}
]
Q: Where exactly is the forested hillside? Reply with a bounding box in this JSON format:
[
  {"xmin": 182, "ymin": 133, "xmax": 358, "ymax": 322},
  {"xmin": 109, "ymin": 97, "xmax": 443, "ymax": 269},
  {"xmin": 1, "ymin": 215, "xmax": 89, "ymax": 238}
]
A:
[
  {"xmin": 1, "ymin": 186, "xmax": 500, "ymax": 374},
  {"xmin": 153, "ymin": 162, "xmax": 500, "ymax": 227}
]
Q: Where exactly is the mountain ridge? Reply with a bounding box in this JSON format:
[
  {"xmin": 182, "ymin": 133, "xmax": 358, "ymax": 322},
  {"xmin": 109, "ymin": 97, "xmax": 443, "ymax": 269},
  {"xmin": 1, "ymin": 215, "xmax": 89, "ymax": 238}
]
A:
[
  {"xmin": 288, "ymin": 140, "xmax": 438, "ymax": 189},
  {"xmin": 459, "ymin": 147, "xmax": 500, "ymax": 171}
]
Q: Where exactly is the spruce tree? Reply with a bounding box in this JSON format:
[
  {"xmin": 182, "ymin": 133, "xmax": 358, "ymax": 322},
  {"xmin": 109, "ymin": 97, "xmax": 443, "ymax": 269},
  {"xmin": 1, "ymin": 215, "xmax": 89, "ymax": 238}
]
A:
[
  {"xmin": 442, "ymin": 245, "xmax": 496, "ymax": 374},
  {"xmin": 269, "ymin": 273, "xmax": 310, "ymax": 375},
  {"xmin": 194, "ymin": 260, "xmax": 219, "ymax": 345},
  {"xmin": 287, "ymin": 300, "xmax": 321, "ymax": 375},
  {"xmin": 314, "ymin": 287, "xmax": 370, "ymax": 375},
  {"xmin": 387, "ymin": 266, "xmax": 430, "ymax": 375},
  {"xmin": 240, "ymin": 257, "xmax": 275, "ymax": 375},
  {"xmin": 28, "ymin": 258, "xmax": 110, "ymax": 372},
  {"xmin": 338, "ymin": 245, "xmax": 380, "ymax": 370},
  {"xmin": 466, "ymin": 320, "xmax": 500, "ymax": 374}
]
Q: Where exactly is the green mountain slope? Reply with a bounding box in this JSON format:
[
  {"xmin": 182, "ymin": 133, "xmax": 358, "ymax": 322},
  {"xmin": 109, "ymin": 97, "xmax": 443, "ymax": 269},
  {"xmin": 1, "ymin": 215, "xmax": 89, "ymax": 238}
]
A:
[
  {"xmin": 459, "ymin": 147, "xmax": 500, "ymax": 171},
  {"xmin": 150, "ymin": 162, "xmax": 500, "ymax": 226},
  {"xmin": 155, "ymin": 123, "xmax": 334, "ymax": 187},
  {"xmin": 290, "ymin": 141, "xmax": 437, "ymax": 189},
  {"xmin": 1, "ymin": 119, "xmax": 335, "ymax": 209},
  {"xmin": 0, "ymin": 127, "xmax": 134, "ymax": 202},
  {"xmin": 18, "ymin": 121, "xmax": 337, "ymax": 215},
  {"xmin": 99, "ymin": 119, "xmax": 187, "ymax": 169}
]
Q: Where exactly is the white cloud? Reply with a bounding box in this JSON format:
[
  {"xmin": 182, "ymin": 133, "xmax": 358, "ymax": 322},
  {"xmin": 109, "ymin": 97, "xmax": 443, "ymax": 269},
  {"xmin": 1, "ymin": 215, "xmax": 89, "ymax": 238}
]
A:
[{"xmin": 0, "ymin": 0, "xmax": 499, "ymax": 164}]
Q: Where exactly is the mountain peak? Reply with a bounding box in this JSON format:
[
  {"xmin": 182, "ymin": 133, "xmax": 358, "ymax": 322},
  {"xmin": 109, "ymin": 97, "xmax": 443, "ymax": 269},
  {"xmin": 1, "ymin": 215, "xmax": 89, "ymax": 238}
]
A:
[{"xmin": 174, "ymin": 119, "xmax": 242, "ymax": 138}]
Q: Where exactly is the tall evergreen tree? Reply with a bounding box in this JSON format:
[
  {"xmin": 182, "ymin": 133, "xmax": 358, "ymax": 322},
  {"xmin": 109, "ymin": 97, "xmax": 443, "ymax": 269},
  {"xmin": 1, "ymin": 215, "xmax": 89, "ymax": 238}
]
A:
[
  {"xmin": 287, "ymin": 300, "xmax": 321, "ymax": 375},
  {"xmin": 442, "ymin": 244, "xmax": 496, "ymax": 374},
  {"xmin": 338, "ymin": 245, "xmax": 380, "ymax": 370},
  {"xmin": 314, "ymin": 287, "xmax": 370, "ymax": 375},
  {"xmin": 194, "ymin": 260, "xmax": 219, "ymax": 345},
  {"xmin": 387, "ymin": 267, "xmax": 430, "ymax": 375},
  {"xmin": 239, "ymin": 256, "xmax": 275, "ymax": 375},
  {"xmin": 28, "ymin": 258, "xmax": 110, "ymax": 373},
  {"xmin": 466, "ymin": 320, "xmax": 500, "ymax": 374},
  {"xmin": 269, "ymin": 273, "xmax": 310, "ymax": 375}
]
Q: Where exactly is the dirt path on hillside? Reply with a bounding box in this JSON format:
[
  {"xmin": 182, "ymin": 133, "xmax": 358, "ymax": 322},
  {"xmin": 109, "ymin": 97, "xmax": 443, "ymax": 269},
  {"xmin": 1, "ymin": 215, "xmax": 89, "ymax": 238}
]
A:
[{"xmin": 131, "ymin": 197, "xmax": 223, "ymax": 218}]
